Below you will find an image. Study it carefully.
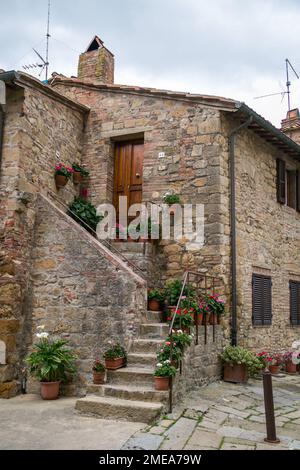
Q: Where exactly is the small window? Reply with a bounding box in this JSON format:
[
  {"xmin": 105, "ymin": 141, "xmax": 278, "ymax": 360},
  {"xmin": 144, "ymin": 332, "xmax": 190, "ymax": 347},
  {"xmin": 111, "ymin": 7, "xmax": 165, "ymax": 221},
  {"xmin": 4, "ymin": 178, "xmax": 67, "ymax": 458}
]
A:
[
  {"xmin": 277, "ymin": 158, "xmax": 300, "ymax": 211},
  {"xmin": 252, "ymin": 274, "xmax": 272, "ymax": 326},
  {"xmin": 290, "ymin": 280, "xmax": 300, "ymax": 326},
  {"xmin": 287, "ymin": 170, "xmax": 297, "ymax": 209}
]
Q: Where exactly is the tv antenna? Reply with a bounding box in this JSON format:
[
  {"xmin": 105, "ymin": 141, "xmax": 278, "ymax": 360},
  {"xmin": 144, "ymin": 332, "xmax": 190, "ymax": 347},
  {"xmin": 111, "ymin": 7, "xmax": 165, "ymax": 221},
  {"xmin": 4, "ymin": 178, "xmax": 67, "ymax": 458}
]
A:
[
  {"xmin": 254, "ymin": 58, "xmax": 299, "ymax": 112},
  {"xmin": 22, "ymin": 0, "xmax": 51, "ymax": 80}
]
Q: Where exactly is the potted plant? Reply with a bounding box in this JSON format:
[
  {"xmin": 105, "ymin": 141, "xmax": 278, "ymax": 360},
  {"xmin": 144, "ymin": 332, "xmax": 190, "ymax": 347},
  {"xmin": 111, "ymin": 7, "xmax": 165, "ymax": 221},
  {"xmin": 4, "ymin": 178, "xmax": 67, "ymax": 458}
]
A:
[
  {"xmin": 198, "ymin": 297, "xmax": 211, "ymax": 325},
  {"xmin": 207, "ymin": 294, "xmax": 225, "ymax": 325},
  {"xmin": 26, "ymin": 327, "xmax": 77, "ymax": 400},
  {"xmin": 164, "ymin": 279, "xmax": 189, "ymax": 314},
  {"xmin": 72, "ymin": 163, "xmax": 90, "ymax": 185},
  {"xmin": 157, "ymin": 340, "xmax": 182, "ymax": 369},
  {"xmin": 154, "ymin": 360, "xmax": 177, "ymax": 391},
  {"xmin": 168, "ymin": 330, "xmax": 193, "ymax": 351},
  {"xmin": 163, "ymin": 193, "xmax": 181, "ymax": 205},
  {"xmin": 148, "ymin": 289, "xmax": 164, "ymax": 312},
  {"xmin": 171, "ymin": 308, "xmax": 194, "ymax": 332},
  {"xmin": 269, "ymin": 354, "xmax": 282, "ymax": 375},
  {"xmin": 283, "ymin": 351, "xmax": 297, "ymax": 374},
  {"xmin": 92, "ymin": 359, "xmax": 106, "ymax": 384},
  {"xmin": 68, "ymin": 197, "xmax": 103, "ymax": 235},
  {"xmin": 103, "ymin": 342, "xmax": 127, "ymax": 370},
  {"xmin": 54, "ymin": 163, "xmax": 74, "ymax": 188},
  {"xmin": 220, "ymin": 346, "xmax": 263, "ymax": 384}
]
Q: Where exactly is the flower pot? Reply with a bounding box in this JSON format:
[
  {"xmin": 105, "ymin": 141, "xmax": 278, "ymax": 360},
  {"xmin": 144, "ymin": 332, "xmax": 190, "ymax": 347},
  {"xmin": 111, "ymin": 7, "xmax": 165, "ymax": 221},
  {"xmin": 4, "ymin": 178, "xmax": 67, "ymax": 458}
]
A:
[
  {"xmin": 223, "ymin": 364, "xmax": 248, "ymax": 384},
  {"xmin": 209, "ymin": 313, "xmax": 218, "ymax": 325},
  {"xmin": 73, "ymin": 171, "xmax": 82, "ymax": 185},
  {"xmin": 285, "ymin": 361, "xmax": 297, "ymax": 374},
  {"xmin": 195, "ymin": 312, "xmax": 203, "ymax": 325},
  {"xmin": 55, "ymin": 175, "xmax": 68, "ymax": 189},
  {"xmin": 269, "ymin": 364, "xmax": 279, "ymax": 375},
  {"xmin": 40, "ymin": 381, "xmax": 60, "ymax": 400},
  {"xmin": 154, "ymin": 376, "xmax": 170, "ymax": 391},
  {"xmin": 93, "ymin": 371, "xmax": 105, "ymax": 384},
  {"xmin": 105, "ymin": 357, "xmax": 126, "ymax": 370},
  {"xmin": 202, "ymin": 313, "xmax": 211, "ymax": 325},
  {"xmin": 148, "ymin": 299, "xmax": 161, "ymax": 312}
]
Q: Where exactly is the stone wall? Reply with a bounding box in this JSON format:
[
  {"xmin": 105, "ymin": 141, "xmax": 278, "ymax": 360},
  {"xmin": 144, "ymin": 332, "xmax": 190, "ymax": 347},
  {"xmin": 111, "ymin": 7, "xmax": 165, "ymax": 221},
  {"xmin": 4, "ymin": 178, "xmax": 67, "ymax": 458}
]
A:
[
  {"xmin": 233, "ymin": 125, "xmax": 300, "ymax": 351},
  {"xmin": 28, "ymin": 194, "xmax": 146, "ymax": 396},
  {"xmin": 0, "ymin": 82, "xmax": 86, "ymax": 397},
  {"xmin": 51, "ymin": 83, "xmax": 230, "ymax": 297}
]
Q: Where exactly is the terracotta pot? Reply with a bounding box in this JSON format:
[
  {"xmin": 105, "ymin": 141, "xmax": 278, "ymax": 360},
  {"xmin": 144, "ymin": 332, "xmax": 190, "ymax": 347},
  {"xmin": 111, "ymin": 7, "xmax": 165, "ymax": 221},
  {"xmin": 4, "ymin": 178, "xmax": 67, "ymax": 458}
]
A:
[
  {"xmin": 223, "ymin": 364, "xmax": 248, "ymax": 383},
  {"xmin": 209, "ymin": 313, "xmax": 218, "ymax": 325},
  {"xmin": 269, "ymin": 364, "xmax": 279, "ymax": 375},
  {"xmin": 285, "ymin": 361, "xmax": 297, "ymax": 374},
  {"xmin": 93, "ymin": 371, "xmax": 105, "ymax": 384},
  {"xmin": 202, "ymin": 313, "xmax": 211, "ymax": 325},
  {"xmin": 194, "ymin": 312, "xmax": 203, "ymax": 325},
  {"xmin": 73, "ymin": 171, "xmax": 82, "ymax": 185},
  {"xmin": 148, "ymin": 299, "xmax": 161, "ymax": 312},
  {"xmin": 40, "ymin": 381, "xmax": 60, "ymax": 400},
  {"xmin": 105, "ymin": 357, "xmax": 126, "ymax": 370},
  {"xmin": 154, "ymin": 376, "xmax": 170, "ymax": 391},
  {"xmin": 55, "ymin": 175, "xmax": 68, "ymax": 189}
]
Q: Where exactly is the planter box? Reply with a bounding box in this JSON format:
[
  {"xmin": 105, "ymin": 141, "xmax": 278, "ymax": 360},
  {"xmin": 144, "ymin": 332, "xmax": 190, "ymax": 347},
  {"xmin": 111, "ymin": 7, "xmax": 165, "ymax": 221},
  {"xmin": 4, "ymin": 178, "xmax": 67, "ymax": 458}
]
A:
[
  {"xmin": 223, "ymin": 364, "xmax": 248, "ymax": 383},
  {"xmin": 105, "ymin": 357, "xmax": 126, "ymax": 370}
]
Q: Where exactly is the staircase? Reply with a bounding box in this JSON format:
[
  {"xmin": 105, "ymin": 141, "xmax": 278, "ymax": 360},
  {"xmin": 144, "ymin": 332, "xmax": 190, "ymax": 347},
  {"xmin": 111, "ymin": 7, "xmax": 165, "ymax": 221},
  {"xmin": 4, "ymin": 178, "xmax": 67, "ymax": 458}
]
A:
[{"xmin": 75, "ymin": 311, "xmax": 170, "ymax": 424}]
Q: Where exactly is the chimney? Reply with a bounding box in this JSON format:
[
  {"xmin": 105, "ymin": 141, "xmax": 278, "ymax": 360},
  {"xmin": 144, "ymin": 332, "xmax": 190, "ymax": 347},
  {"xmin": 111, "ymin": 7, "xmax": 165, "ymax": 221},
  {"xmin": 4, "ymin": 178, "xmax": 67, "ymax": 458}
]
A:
[
  {"xmin": 281, "ymin": 108, "xmax": 300, "ymax": 144},
  {"xmin": 78, "ymin": 35, "xmax": 114, "ymax": 84}
]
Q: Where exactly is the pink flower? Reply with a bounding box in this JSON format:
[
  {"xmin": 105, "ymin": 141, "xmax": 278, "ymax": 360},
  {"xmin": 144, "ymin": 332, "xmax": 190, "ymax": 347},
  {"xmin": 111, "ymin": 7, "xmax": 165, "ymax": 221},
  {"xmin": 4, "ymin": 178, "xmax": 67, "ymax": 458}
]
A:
[{"xmin": 165, "ymin": 341, "xmax": 171, "ymax": 346}]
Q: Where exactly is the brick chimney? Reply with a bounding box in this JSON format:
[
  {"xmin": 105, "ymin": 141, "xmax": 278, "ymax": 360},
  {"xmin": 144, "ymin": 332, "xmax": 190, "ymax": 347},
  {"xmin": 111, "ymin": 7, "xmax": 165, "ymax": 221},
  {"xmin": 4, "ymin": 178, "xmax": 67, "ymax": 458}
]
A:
[
  {"xmin": 281, "ymin": 108, "xmax": 300, "ymax": 144},
  {"xmin": 78, "ymin": 35, "xmax": 114, "ymax": 84}
]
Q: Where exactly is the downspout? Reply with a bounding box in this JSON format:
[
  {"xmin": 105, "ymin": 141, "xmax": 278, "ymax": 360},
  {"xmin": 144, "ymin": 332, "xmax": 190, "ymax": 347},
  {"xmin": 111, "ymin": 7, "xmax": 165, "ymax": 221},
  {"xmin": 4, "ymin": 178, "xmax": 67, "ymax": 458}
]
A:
[
  {"xmin": 228, "ymin": 116, "xmax": 253, "ymax": 346},
  {"xmin": 0, "ymin": 104, "xmax": 5, "ymax": 177}
]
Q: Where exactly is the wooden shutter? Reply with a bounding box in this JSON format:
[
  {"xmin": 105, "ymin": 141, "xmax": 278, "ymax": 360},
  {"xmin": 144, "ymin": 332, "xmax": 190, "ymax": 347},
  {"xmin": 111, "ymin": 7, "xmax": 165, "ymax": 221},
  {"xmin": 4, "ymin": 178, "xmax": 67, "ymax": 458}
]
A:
[
  {"xmin": 252, "ymin": 274, "xmax": 272, "ymax": 326},
  {"xmin": 277, "ymin": 158, "xmax": 286, "ymax": 204},
  {"xmin": 290, "ymin": 281, "xmax": 300, "ymax": 326},
  {"xmin": 296, "ymin": 170, "xmax": 300, "ymax": 212}
]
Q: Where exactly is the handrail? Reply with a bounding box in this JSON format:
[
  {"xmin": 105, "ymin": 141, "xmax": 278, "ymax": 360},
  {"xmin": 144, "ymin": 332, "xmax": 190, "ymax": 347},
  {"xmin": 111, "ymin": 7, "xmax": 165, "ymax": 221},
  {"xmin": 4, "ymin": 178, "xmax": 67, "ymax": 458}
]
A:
[
  {"xmin": 167, "ymin": 270, "xmax": 222, "ymax": 413},
  {"xmin": 43, "ymin": 189, "xmax": 149, "ymax": 283}
]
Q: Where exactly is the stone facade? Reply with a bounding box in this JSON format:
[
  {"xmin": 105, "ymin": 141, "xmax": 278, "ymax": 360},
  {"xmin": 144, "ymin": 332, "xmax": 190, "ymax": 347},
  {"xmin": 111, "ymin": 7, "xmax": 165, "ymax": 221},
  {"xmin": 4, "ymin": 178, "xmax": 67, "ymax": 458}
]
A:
[
  {"xmin": 0, "ymin": 76, "xmax": 87, "ymax": 397},
  {"xmin": 232, "ymin": 126, "xmax": 300, "ymax": 351},
  {"xmin": 28, "ymin": 194, "xmax": 146, "ymax": 395}
]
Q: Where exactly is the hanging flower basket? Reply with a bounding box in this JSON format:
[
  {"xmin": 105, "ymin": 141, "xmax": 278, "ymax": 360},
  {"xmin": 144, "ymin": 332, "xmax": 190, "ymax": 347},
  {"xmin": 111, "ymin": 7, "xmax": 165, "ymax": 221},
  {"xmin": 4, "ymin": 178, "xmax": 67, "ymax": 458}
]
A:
[{"xmin": 54, "ymin": 164, "xmax": 74, "ymax": 189}]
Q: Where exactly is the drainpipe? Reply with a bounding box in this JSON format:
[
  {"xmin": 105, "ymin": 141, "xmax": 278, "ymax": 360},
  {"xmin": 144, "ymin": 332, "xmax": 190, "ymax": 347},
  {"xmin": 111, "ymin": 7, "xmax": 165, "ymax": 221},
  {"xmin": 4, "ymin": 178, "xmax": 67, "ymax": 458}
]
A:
[
  {"xmin": 228, "ymin": 116, "xmax": 253, "ymax": 346},
  {"xmin": 0, "ymin": 104, "xmax": 5, "ymax": 176}
]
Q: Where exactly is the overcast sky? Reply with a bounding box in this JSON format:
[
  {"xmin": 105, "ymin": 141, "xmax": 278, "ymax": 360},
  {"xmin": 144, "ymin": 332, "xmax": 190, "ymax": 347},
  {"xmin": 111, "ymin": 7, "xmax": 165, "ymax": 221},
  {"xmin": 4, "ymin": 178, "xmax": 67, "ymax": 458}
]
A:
[{"xmin": 1, "ymin": 0, "xmax": 300, "ymax": 126}]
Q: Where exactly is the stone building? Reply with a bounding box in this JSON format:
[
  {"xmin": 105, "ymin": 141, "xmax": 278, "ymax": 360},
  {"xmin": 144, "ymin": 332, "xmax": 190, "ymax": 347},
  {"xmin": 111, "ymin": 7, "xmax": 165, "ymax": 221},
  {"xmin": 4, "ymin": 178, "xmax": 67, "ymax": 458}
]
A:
[{"xmin": 0, "ymin": 36, "xmax": 300, "ymax": 416}]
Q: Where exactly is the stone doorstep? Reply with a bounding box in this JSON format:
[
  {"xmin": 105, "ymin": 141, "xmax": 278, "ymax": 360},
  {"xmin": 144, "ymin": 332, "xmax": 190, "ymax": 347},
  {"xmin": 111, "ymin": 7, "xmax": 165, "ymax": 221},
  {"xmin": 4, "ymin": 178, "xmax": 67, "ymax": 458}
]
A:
[
  {"xmin": 131, "ymin": 338, "xmax": 164, "ymax": 354},
  {"xmin": 86, "ymin": 383, "xmax": 168, "ymax": 403},
  {"xmin": 75, "ymin": 395, "xmax": 164, "ymax": 424},
  {"xmin": 127, "ymin": 352, "xmax": 157, "ymax": 367},
  {"xmin": 140, "ymin": 323, "xmax": 169, "ymax": 339},
  {"xmin": 106, "ymin": 366, "xmax": 155, "ymax": 386}
]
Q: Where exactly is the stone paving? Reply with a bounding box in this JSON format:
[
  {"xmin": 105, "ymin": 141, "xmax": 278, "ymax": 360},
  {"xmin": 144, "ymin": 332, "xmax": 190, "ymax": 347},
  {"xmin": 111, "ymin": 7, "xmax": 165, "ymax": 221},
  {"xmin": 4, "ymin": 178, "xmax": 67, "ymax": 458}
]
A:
[{"xmin": 122, "ymin": 374, "xmax": 300, "ymax": 450}]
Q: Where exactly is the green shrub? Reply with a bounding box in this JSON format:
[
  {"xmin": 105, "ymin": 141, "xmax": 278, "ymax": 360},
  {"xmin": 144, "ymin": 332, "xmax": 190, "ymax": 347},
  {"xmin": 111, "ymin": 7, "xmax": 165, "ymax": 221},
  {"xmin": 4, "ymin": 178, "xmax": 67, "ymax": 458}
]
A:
[
  {"xmin": 68, "ymin": 197, "xmax": 103, "ymax": 234},
  {"xmin": 220, "ymin": 346, "xmax": 263, "ymax": 376}
]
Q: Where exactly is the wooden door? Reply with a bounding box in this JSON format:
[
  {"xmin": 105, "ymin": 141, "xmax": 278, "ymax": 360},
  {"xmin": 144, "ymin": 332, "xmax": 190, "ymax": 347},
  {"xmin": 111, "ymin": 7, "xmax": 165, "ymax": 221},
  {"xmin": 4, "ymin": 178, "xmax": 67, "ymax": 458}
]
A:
[{"xmin": 113, "ymin": 141, "xmax": 144, "ymax": 215}]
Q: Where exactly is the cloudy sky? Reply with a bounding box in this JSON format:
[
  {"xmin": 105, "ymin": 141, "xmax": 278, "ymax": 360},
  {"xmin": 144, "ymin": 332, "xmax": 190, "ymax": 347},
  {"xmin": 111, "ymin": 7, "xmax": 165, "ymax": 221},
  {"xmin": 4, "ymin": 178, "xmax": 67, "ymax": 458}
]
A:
[{"xmin": 1, "ymin": 0, "xmax": 300, "ymax": 126}]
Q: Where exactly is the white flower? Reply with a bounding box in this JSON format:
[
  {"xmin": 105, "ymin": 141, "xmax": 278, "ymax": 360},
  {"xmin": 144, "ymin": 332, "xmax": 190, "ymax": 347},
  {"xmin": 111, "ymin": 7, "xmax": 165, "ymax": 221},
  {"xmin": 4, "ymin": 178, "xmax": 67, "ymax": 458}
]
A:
[
  {"xmin": 177, "ymin": 329, "xmax": 183, "ymax": 334},
  {"xmin": 164, "ymin": 359, "xmax": 171, "ymax": 364},
  {"xmin": 36, "ymin": 332, "xmax": 49, "ymax": 339},
  {"xmin": 292, "ymin": 352, "xmax": 300, "ymax": 365},
  {"xmin": 292, "ymin": 340, "xmax": 300, "ymax": 349},
  {"xmin": 156, "ymin": 363, "xmax": 162, "ymax": 368},
  {"xmin": 37, "ymin": 325, "xmax": 45, "ymax": 330}
]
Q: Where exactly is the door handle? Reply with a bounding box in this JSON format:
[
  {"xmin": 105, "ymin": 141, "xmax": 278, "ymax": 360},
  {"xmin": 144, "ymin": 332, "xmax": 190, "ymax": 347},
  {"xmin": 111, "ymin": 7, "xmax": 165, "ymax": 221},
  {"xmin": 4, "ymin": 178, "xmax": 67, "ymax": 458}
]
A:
[{"xmin": 136, "ymin": 173, "xmax": 140, "ymax": 178}]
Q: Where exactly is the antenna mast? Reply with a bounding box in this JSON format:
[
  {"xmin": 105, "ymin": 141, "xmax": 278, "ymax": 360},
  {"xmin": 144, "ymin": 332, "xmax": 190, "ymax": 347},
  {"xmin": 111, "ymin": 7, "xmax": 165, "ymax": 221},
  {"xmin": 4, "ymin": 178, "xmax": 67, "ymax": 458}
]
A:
[
  {"xmin": 285, "ymin": 58, "xmax": 299, "ymax": 113},
  {"xmin": 45, "ymin": 0, "xmax": 51, "ymax": 80}
]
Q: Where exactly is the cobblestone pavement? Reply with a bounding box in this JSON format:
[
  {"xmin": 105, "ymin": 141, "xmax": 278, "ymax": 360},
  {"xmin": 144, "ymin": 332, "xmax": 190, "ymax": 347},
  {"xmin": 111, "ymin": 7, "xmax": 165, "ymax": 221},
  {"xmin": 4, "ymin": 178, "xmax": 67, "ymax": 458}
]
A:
[{"xmin": 122, "ymin": 374, "xmax": 300, "ymax": 450}]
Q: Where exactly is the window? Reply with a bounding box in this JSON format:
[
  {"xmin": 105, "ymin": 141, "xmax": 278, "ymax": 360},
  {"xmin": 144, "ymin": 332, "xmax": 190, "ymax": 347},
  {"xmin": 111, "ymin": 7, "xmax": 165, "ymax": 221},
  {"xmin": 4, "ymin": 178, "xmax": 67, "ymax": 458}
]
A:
[
  {"xmin": 290, "ymin": 281, "xmax": 300, "ymax": 326},
  {"xmin": 252, "ymin": 274, "xmax": 272, "ymax": 326},
  {"xmin": 277, "ymin": 158, "xmax": 300, "ymax": 210}
]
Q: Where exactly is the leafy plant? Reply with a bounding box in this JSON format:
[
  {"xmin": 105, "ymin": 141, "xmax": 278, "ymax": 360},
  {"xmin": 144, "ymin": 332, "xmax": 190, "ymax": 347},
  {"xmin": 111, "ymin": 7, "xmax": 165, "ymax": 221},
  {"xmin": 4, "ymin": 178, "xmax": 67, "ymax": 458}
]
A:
[
  {"xmin": 221, "ymin": 346, "xmax": 263, "ymax": 376},
  {"xmin": 164, "ymin": 279, "xmax": 189, "ymax": 306},
  {"xmin": 68, "ymin": 197, "xmax": 103, "ymax": 234},
  {"xmin": 167, "ymin": 330, "xmax": 193, "ymax": 351},
  {"xmin": 26, "ymin": 329, "xmax": 77, "ymax": 383},
  {"xmin": 92, "ymin": 359, "xmax": 105, "ymax": 372},
  {"xmin": 163, "ymin": 193, "xmax": 181, "ymax": 205},
  {"xmin": 148, "ymin": 289, "xmax": 165, "ymax": 302},
  {"xmin": 55, "ymin": 163, "xmax": 74, "ymax": 179},
  {"xmin": 206, "ymin": 294, "xmax": 225, "ymax": 317},
  {"xmin": 169, "ymin": 308, "xmax": 195, "ymax": 329},
  {"xmin": 103, "ymin": 342, "xmax": 127, "ymax": 360},
  {"xmin": 154, "ymin": 360, "xmax": 177, "ymax": 377},
  {"xmin": 72, "ymin": 163, "xmax": 90, "ymax": 178},
  {"xmin": 157, "ymin": 340, "xmax": 182, "ymax": 363}
]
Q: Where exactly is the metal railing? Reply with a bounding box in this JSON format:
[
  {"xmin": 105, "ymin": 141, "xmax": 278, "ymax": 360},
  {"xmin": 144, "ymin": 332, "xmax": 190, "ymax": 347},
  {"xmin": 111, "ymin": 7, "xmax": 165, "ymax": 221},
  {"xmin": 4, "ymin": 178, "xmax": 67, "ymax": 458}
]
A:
[{"xmin": 168, "ymin": 270, "xmax": 223, "ymax": 412}]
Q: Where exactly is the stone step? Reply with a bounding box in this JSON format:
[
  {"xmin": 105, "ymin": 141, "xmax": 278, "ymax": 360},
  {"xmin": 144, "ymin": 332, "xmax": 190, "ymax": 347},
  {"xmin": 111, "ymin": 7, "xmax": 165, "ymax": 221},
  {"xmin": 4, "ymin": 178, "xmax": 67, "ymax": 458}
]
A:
[
  {"xmin": 75, "ymin": 395, "xmax": 164, "ymax": 424},
  {"xmin": 127, "ymin": 352, "xmax": 157, "ymax": 367},
  {"xmin": 131, "ymin": 338, "xmax": 163, "ymax": 354},
  {"xmin": 146, "ymin": 310, "xmax": 165, "ymax": 323},
  {"xmin": 107, "ymin": 366, "xmax": 154, "ymax": 386},
  {"xmin": 86, "ymin": 383, "xmax": 168, "ymax": 403},
  {"xmin": 140, "ymin": 323, "xmax": 169, "ymax": 339}
]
